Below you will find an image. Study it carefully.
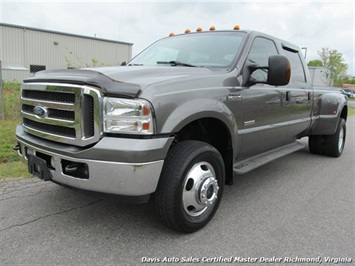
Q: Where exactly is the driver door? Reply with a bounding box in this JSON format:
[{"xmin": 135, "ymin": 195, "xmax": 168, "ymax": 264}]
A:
[{"xmin": 237, "ymin": 37, "xmax": 291, "ymax": 160}]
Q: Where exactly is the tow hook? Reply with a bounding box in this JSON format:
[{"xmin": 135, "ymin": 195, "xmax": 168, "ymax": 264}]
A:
[{"xmin": 13, "ymin": 144, "xmax": 20, "ymax": 151}]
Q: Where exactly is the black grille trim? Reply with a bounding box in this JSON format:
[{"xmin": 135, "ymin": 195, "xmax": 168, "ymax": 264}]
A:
[
  {"xmin": 22, "ymin": 104, "xmax": 35, "ymax": 114},
  {"xmin": 83, "ymin": 95, "xmax": 95, "ymax": 137},
  {"xmin": 48, "ymin": 109, "xmax": 75, "ymax": 121},
  {"xmin": 22, "ymin": 90, "xmax": 75, "ymax": 103}
]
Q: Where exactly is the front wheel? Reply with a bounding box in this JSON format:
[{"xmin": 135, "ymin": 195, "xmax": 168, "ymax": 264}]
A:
[{"xmin": 154, "ymin": 141, "xmax": 225, "ymax": 233}]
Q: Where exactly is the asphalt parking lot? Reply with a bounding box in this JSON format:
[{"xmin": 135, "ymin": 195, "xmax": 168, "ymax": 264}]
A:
[{"xmin": 0, "ymin": 116, "xmax": 354, "ymax": 265}]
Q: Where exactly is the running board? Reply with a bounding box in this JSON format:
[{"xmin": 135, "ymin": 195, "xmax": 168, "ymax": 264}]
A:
[{"xmin": 233, "ymin": 141, "xmax": 305, "ymax": 175}]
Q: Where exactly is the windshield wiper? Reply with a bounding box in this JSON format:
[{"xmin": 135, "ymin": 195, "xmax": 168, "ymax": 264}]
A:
[{"xmin": 157, "ymin": 61, "xmax": 196, "ymax": 67}]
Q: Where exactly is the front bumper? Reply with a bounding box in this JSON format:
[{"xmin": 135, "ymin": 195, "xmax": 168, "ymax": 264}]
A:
[{"xmin": 16, "ymin": 125, "xmax": 174, "ymax": 197}]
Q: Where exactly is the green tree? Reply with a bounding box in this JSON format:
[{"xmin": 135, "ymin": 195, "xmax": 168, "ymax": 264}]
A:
[
  {"xmin": 318, "ymin": 48, "xmax": 347, "ymax": 86},
  {"xmin": 307, "ymin": 59, "xmax": 323, "ymax": 67},
  {"xmin": 348, "ymin": 77, "xmax": 355, "ymax": 85},
  {"xmin": 341, "ymin": 75, "xmax": 355, "ymax": 85}
]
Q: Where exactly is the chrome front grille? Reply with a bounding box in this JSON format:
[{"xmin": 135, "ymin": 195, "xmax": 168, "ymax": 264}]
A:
[{"xmin": 21, "ymin": 83, "xmax": 101, "ymax": 147}]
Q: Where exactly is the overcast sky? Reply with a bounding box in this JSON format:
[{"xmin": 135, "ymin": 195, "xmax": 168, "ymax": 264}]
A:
[{"xmin": 1, "ymin": 0, "xmax": 354, "ymax": 75}]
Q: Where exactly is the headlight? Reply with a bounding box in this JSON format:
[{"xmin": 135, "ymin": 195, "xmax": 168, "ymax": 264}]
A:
[{"xmin": 103, "ymin": 97, "xmax": 155, "ymax": 134}]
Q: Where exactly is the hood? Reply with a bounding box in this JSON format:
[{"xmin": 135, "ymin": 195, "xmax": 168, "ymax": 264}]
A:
[{"xmin": 24, "ymin": 66, "xmax": 215, "ymax": 98}]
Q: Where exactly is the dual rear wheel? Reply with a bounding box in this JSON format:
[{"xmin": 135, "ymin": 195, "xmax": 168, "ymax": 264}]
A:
[{"xmin": 309, "ymin": 118, "xmax": 346, "ymax": 157}]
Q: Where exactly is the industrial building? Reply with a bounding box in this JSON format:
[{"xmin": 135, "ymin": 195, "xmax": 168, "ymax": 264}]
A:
[
  {"xmin": 308, "ymin": 67, "xmax": 330, "ymax": 86},
  {"xmin": 0, "ymin": 23, "xmax": 133, "ymax": 82}
]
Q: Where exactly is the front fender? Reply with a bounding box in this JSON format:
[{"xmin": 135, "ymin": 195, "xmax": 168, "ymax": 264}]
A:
[
  {"xmin": 156, "ymin": 98, "xmax": 239, "ymax": 149},
  {"xmin": 163, "ymin": 99, "xmax": 235, "ymax": 131}
]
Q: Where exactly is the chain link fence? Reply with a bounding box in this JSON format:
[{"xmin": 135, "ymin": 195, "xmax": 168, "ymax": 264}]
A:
[
  {"xmin": 0, "ymin": 60, "xmax": 4, "ymax": 119},
  {"xmin": 0, "ymin": 64, "xmax": 21, "ymax": 120}
]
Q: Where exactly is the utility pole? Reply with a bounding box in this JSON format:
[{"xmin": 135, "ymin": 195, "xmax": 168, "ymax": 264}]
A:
[{"xmin": 301, "ymin": 47, "xmax": 308, "ymax": 59}]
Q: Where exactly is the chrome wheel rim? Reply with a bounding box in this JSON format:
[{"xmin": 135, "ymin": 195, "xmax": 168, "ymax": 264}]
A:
[
  {"xmin": 338, "ymin": 127, "xmax": 344, "ymax": 152},
  {"xmin": 182, "ymin": 162, "xmax": 219, "ymax": 217}
]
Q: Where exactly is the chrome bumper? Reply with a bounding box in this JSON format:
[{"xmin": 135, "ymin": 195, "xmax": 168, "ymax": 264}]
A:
[{"xmin": 16, "ymin": 126, "xmax": 172, "ymax": 196}]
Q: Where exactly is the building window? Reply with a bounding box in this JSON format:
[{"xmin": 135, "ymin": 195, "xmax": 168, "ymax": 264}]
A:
[{"xmin": 30, "ymin": 65, "xmax": 46, "ymax": 73}]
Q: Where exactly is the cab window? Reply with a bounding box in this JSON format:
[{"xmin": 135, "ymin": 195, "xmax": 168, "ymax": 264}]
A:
[
  {"xmin": 283, "ymin": 49, "xmax": 306, "ymax": 83},
  {"xmin": 248, "ymin": 37, "xmax": 278, "ymax": 81}
]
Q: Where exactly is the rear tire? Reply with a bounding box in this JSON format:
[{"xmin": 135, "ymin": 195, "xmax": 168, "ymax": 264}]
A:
[
  {"xmin": 154, "ymin": 140, "xmax": 225, "ymax": 233},
  {"xmin": 308, "ymin": 135, "xmax": 324, "ymax": 155},
  {"xmin": 323, "ymin": 118, "xmax": 346, "ymax": 157}
]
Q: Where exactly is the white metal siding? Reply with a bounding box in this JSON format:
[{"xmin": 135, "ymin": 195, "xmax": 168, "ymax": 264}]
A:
[
  {"xmin": 0, "ymin": 23, "xmax": 132, "ymax": 82},
  {"xmin": 1, "ymin": 26, "xmax": 27, "ymax": 68},
  {"xmin": 308, "ymin": 67, "xmax": 330, "ymax": 86}
]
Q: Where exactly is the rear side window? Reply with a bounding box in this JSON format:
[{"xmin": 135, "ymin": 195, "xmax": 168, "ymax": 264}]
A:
[{"xmin": 283, "ymin": 49, "xmax": 306, "ymax": 83}]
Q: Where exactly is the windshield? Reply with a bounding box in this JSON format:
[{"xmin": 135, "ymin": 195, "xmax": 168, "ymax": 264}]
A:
[{"xmin": 129, "ymin": 32, "xmax": 246, "ymax": 68}]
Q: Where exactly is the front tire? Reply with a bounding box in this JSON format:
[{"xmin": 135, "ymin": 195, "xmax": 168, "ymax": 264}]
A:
[{"xmin": 154, "ymin": 140, "xmax": 225, "ymax": 233}]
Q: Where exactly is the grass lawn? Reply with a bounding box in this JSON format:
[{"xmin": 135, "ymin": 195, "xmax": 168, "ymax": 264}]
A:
[
  {"xmin": 0, "ymin": 161, "xmax": 28, "ymax": 179},
  {"xmin": 348, "ymin": 97, "xmax": 355, "ymax": 115},
  {"xmin": 0, "ymin": 120, "xmax": 29, "ymax": 180}
]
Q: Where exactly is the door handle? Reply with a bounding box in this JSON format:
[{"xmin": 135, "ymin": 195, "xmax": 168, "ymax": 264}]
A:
[
  {"xmin": 286, "ymin": 91, "xmax": 291, "ymax": 102},
  {"xmin": 227, "ymin": 94, "xmax": 242, "ymax": 101}
]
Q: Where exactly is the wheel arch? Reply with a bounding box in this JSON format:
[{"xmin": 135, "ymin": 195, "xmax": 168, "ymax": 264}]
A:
[
  {"xmin": 310, "ymin": 92, "xmax": 348, "ymax": 135},
  {"xmin": 172, "ymin": 117, "xmax": 235, "ymax": 186},
  {"xmin": 340, "ymin": 105, "xmax": 348, "ymax": 121},
  {"xmin": 155, "ymin": 98, "xmax": 239, "ymax": 185}
]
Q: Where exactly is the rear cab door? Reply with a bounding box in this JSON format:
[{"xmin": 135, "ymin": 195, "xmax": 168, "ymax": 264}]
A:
[{"xmin": 282, "ymin": 44, "xmax": 313, "ymax": 139}]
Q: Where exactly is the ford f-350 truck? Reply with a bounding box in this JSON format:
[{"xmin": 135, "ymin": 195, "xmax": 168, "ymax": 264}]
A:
[{"xmin": 15, "ymin": 28, "xmax": 347, "ymax": 233}]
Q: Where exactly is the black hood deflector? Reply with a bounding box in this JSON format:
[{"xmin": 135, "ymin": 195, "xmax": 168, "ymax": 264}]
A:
[{"xmin": 24, "ymin": 69, "xmax": 142, "ymax": 98}]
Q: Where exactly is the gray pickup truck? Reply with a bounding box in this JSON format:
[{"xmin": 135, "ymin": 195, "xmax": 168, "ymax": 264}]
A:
[{"xmin": 15, "ymin": 28, "xmax": 348, "ymax": 233}]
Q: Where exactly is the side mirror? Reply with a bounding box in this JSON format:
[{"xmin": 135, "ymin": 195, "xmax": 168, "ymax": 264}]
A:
[
  {"xmin": 242, "ymin": 55, "xmax": 291, "ymax": 87},
  {"xmin": 120, "ymin": 61, "xmax": 127, "ymax": 66},
  {"xmin": 267, "ymin": 55, "xmax": 291, "ymax": 86}
]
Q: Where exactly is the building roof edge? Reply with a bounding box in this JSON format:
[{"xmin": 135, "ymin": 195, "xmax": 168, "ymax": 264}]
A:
[{"xmin": 0, "ymin": 22, "xmax": 133, "ymax": 46}]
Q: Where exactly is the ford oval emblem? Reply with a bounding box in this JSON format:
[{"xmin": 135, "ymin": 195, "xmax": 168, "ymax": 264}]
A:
[{"xmin": 33, "ymin": 106, "xmax": 47, "ymax": 118}]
